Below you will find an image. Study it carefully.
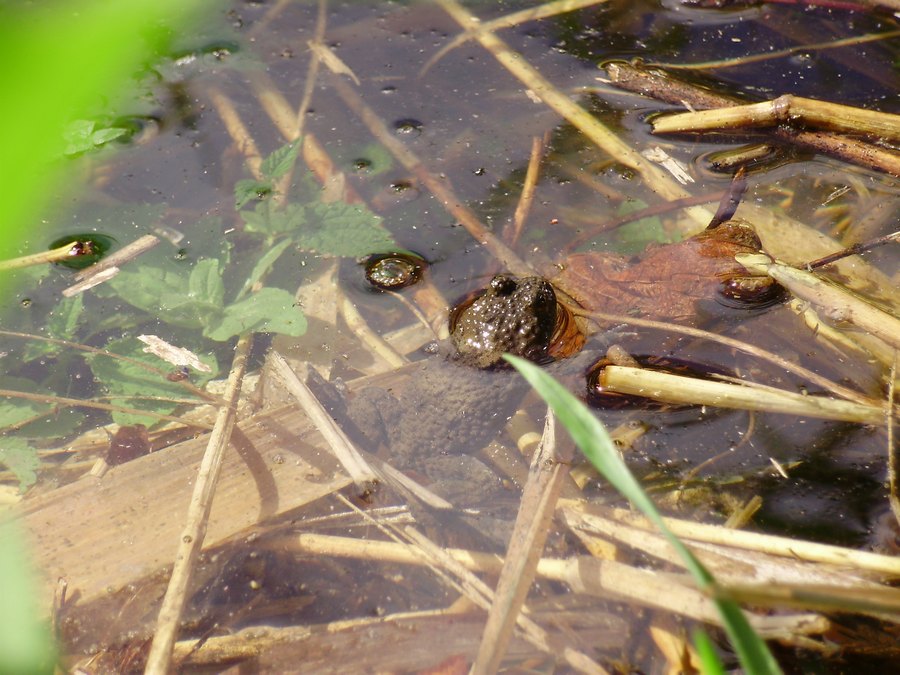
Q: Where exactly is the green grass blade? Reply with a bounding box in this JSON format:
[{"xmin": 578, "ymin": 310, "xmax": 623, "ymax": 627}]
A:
[{"xmin": 506, "ymin": 355, "xmax": 782, "ymax": 675}]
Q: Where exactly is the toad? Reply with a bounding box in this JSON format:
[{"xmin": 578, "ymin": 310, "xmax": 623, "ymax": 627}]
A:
[{"xmin": 342, "ymin": 274, "xmax": 596, "ymax": 487}]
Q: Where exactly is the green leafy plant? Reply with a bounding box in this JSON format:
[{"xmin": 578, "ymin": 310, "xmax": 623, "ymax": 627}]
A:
[{"xmin": 506, "ymin": 355, "xmax": 782, "ymax": 675}]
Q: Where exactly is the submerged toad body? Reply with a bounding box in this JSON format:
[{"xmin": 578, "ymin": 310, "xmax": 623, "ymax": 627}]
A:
[{"xmin": 345, "ymin": 275, "xmax": 565, "ymax": 474}]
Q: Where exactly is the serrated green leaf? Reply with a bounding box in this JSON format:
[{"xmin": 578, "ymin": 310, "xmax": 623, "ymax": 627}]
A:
[
  {"xmin": 0, "ymin": 437, "xmax": 39, "ymax": 490},
  {"xmin": 260, "ymin": 139, "xmax": 300, "ymax": 180},
  {"xmin": 204, "ymin": 287, "xmax": 306, "ymax": 341},
  {"xmin": 108, "ymin": 260, "xmax": 225, "ymax": 329},
  {"xmin": 297, "ymin": 201, "xmax": 396, "ymax": 257},
  {"xmin": 22, "ymin": 294, "xmax": 84, "ymax": 360},
  {"xmin": 234, "ymin": 178, "xmax": 272, "ymax": 210},
  {"xmin": 90, "ymin": 337, "xmax": 217, "ymax": 426},
  {"xmin": 241, "ymin": 201, "xmax": 306, "ymax": 237}
]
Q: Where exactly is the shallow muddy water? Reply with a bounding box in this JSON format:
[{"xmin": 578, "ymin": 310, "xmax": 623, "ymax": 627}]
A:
[{"xmin": 4, "ymin": 1, "xmax": 899, "ymax": 672}]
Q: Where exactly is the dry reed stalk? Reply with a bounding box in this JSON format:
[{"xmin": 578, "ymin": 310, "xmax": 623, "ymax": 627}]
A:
[
  {"xmin": 289, "ymin": 532, "xmax": 830, "ymax": 642},
  {"xmin": 435, "ymin": 0, "xmax": 713, "ymax": 228},
  {"xmin": 144, "ymin": 333, "xmax": 252, "ymax": 675},
  {"xmin": 472, "ymin": 411, "xmax": 570, "ymax": 674},
  {"xmin": 565, "ymin": 503, "xmax": 900, "ymax": 577},
  {"xmin": 573, "ymin": 308, "xmax": 879, "ymax": 408},
  {"xmin": 0, "ymin": 239, "xmax": 83, "ymax": 271},
  {"xmin": 789, "ymin": 298, "xmax": 897, "ymax": 368},
  {"xmin": 268, "ymin": 352, "xmax": 378, "ymax": 487},
  {"xmin": 653, "ymin": 95, "xmax": 900, "ymax": 142},
  {"xmin": 738, "ymin": 252, "xmax": 900, "ymax": 352},
  {"xmin": 402, "ymin": 528, "xmax": 610, "ymax": 675},
  {"xmin": 598, "ymin": 364, "xmax": 887, "ymax": 425},
  {"xmin": 605, "ymin": 62, "xmax": 900, "ymax": 176}
]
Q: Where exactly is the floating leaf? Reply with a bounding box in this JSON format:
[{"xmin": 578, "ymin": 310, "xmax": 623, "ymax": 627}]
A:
[{"xmin": 204, "ymin": 287, "xmax": 306, "ymax": 341}]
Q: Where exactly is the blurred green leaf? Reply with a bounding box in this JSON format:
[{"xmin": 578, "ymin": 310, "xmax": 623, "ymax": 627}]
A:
[
  {"xmin": 0, "ymin": 519, "xmax": 56, "ymax": 674},
  {"xmin": 63, "ymin": 119, "xmax": 128, "ymax": 155}
]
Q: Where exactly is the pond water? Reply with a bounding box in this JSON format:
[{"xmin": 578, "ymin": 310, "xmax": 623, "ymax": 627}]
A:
[{"xmin": 4, "ymin": 0, "xmax": 899, "ymax": 672}]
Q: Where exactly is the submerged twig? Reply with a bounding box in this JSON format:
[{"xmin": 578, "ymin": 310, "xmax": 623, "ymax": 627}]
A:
[
  {"xmin": 144, "ymin": 333, "xmax": 252, "ymax": 675},
  {"xmin": 646, "ymin": 29, "xmax": 900, "ymax": 73},
  {"xmin": 505, "ymin": 133, "xmax": 547, "ymax": 245},
  {"xmin": 805, "ymin": 230, "xmax": 900, "ymax": 270},
  {"xmin": 325, "ymin": 72, "xmax": 534, "ymax": 275},
  {"xmin": 0, "ymin": 389, "xmax": 214, "ymax": 430},
  {"xmin": 435, "ymin": 0, "xmax": 712, "ymax": 227},
  {"xmin": 421, "ymin": 0, "xmax": 611, "ymax": 75}
]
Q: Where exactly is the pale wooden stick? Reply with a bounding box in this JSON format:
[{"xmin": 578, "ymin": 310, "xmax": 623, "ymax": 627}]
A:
[
  {"xmin": 144, "ymin": 333, "xmax": 252, "ymax": 675},
  {"xmin": 653, "ymin": 95, "xmax": 900, "ymax": 142},
  {"xmin": 599, "ymin": 365, "xmax": 887, "ymax": 425},
  {"xmin": 72, "ymin": 234, "xmax": 159, "ymax": 282},
  {"xmin": 565, "ymin": 502, "xmax": 900, "ymax": 577},
  {"xmin": 0, "ymin": 240, "xmax": 80, "ymax": 270},
  {"xmin": 574, "ymin": 308, "xmax": 879, "ymax": 408}
]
